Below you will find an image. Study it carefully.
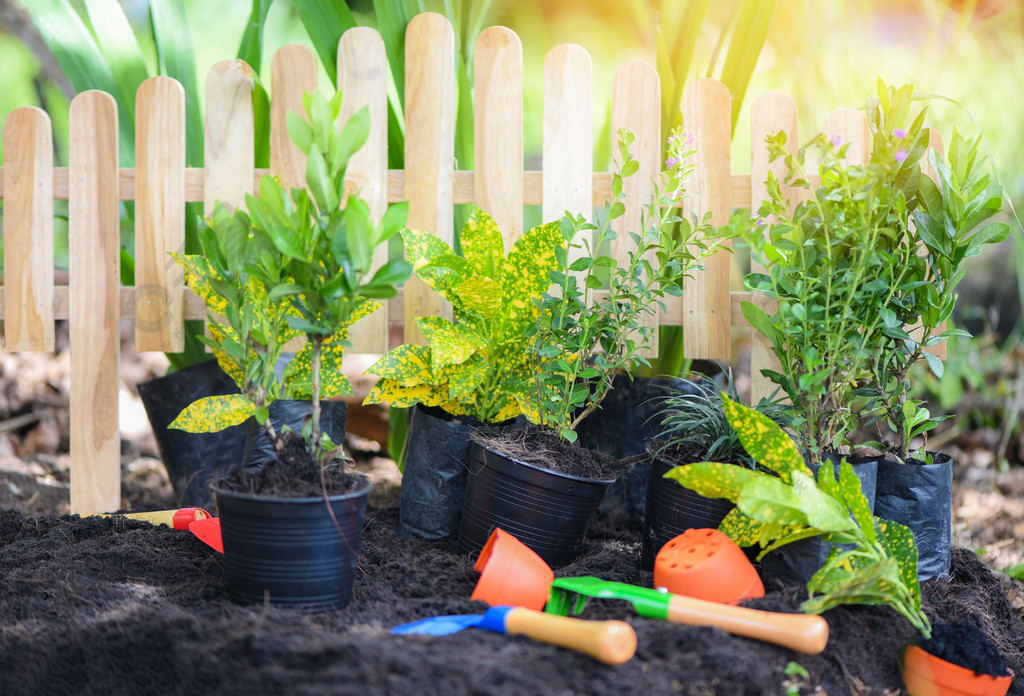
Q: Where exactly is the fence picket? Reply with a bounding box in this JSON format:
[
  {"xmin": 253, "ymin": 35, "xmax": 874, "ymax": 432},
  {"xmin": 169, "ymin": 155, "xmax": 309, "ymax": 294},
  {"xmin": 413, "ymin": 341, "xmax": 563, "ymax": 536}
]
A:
[
  {"xmin": 610, "ymin": 61, "xmax": 660, "ymax": 358},
  {"xmin": 69, "ymin": 91, "xmax": 121, "ymax": 514},
  {"xmin": 135, "ymin": 77, "xmax": 185, "ymax": 352},
  {"xmin": 543, "ymin": 43, "xmax": 592, "ymax": 266},
  {"xmin": 2, "ymin": 107, "xmax": 54, "ymax": 351},
  {"xmin": 474, "ymin": 26, "xmax": 524, "ymax": 248},
  {"xmin": 403, "ymin": 13, "xmax": 455, "ymax": 343},
  {"xmin": 681, "ymin": 78, "xmax": 733, "ymax": 360},
  {"xmin": 340, "ymin": 28, "xmax": 390, "ymax": 354},
  {"xmin": 204, "ymin": 60, "xmax": 256, "ymax": 214},
  {"xmin": 749, "ymin": 91, "xmax": 798, "ymax": 404},
  {"xmin": 270, "ymin": 45, "xmax": 318, "ymax": 191}
]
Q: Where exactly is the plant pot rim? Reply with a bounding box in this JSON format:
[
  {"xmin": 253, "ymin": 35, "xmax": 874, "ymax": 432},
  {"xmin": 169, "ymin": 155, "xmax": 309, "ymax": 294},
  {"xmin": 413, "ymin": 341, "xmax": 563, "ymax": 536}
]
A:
[
  {"xmin": 904, "ymin": 643, "xmax": 1014, "ymax": 689},
  {"xmin": 473, "ymin": 438, "xmax": 617, "ymax": 484},
  {"xmin": 211, "ymin": 474, "xmax": 372, "ymax": 505}
]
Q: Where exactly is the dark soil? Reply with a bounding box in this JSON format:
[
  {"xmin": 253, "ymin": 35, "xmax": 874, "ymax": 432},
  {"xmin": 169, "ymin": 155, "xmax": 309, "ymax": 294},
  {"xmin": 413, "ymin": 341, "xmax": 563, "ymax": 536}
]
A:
[
  {"xmin": 920, "ymin": 621, "xmax": 1010, "ymax": 677},
  {"xmin": 1, "ymin": 505, "xmax": 1021, "ymax": 696},
  {"xmin": 474, "ymin": 425, "xmax": 618, "ymax": 481},
  {"xmin": 217, "ymin": 430, "xmax": 365, "ymax": 498}
]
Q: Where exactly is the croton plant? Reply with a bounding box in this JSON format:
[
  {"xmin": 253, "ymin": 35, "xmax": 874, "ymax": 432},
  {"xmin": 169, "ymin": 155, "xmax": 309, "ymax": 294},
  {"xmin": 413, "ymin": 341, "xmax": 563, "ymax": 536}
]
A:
[{"xmin": 363, "ymin": 209, "xmax": 562, "ymax": 424}]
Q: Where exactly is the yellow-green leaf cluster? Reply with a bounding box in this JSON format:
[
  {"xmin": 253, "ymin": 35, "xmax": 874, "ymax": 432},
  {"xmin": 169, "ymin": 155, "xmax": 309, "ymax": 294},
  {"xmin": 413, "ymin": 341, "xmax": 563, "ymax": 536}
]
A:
[{"xmin": 365, "ymin": 207, "xmax": 563, "ymax": 424}]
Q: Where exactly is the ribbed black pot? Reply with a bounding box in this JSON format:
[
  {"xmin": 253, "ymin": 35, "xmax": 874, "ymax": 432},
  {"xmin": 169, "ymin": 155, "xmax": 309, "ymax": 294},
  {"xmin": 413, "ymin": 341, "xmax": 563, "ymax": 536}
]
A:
[
  {"xmin": 574, "ymin": 375, "xmax": 701, "ymax": 524},
  {"xmin": 457, "ymin": 440, "xmax": 614, "ymax": 568},
  {"xmin": 875, "ymin": 452, "xmax": 953, "ymax": 582},
  {"xmin": 137, "ymin": 360, "xmax": 250, "ymax": 509},
  {"xmin": 212, "ymin": 474, "xmax": 371, "ymax": 610},
  {"xmin": 757, "ymin": 453, "xmax": 878, "ymax": 589},
  {"xmin": 398, "ymin": 405, "xmax": 507, "ymax": 540},
  {"xmin": 641, "ymin": 454, "xmax": 736, "ymax": 571}
]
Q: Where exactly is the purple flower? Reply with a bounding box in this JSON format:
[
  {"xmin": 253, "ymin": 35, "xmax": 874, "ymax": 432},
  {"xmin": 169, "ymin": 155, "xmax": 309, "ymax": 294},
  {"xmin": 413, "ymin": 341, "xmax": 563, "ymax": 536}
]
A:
[
  {"xmin": 668, "ymin": 134, "xmax": 677, "ymax": 143},
  {"xmin": 684, "ymin": 132, "xmax": 694, "ymax": 147},
  {"xmin": 895, "ymin": 149, "xmax": 908, "ymax": 164},
  {"xmin": 755, "ymin": 216, "xmax": 766, "ymax": 228},
  {"xmin": 829, "ymin": 134, "xmax": 841, "ymax": 148},
  {"xmin": 893, "ymin": 128, "xmax": 907, "ymax": 139},
  {"xmin": 665, "ymin": 156, "xmax": 680, "ymax": 169}
]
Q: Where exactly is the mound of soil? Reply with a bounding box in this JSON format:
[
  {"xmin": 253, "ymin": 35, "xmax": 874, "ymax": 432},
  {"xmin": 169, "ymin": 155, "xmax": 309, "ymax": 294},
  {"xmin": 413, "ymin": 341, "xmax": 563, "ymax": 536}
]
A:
[{"xmin": 1, "ymin": 505, "xmax": 1021, "ymax": 696}]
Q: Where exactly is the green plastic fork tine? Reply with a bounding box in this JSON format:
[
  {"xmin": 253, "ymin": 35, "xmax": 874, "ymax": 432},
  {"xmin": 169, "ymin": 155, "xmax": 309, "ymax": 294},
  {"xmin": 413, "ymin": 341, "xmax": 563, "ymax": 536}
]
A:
[{"xmin": 547, "ymin": 577, "xmax": 673, "ymax": 620}]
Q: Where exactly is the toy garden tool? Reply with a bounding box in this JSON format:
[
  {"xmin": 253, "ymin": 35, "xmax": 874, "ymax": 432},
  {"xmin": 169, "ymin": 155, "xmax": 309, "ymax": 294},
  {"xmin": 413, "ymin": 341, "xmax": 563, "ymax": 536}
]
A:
[
  {"xmin": 391, "ymin": 605, "xmax": 636, "ymax": 665},
  {"xmin": 96, "ymin": 508, "xmax": 213, "ymax": 530},
  {"xmin": 546, "ymin": 577, "xmax": 829, "ymax": 655},
  {"xmin": 187, "ymin": 517, "xmax": 223, "ymax": 553}
]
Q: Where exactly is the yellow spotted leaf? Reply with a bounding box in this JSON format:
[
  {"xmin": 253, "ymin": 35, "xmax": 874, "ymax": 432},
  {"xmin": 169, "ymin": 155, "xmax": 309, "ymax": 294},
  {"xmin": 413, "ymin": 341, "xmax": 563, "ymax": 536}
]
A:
[
  {"xmin": 364, "ymin": 344, "xmax": 434, "ymax": 386},
  {"xmin": 169, "ymin": 394, "xmax": 254, "ymax": 433},
  {"xmin": 417, "ymin": 317, "xmax": 485, "ymax": 371},
  {"xmin": 501, "ymin": 220, "xmax": 563, "ymax": 324},
  {"xmin": 460, "ymin": 208, "xmax": 505, "ymax": 279},
  {"xmin": 172, "ymin": 253, "xmax": 228, "ymax": 314},
  {"xmin": 402, "ymin": 227, "xmax": 455, "ymax": 275},
  {"xmin": 456, "ymin": 275, "xmax": 503, "ymax": 319},
  {"xmin": 364, "ymin": 379, "xmax": 449, "ymax": 408},
  {"xmin": 443, "ymin": 353, "xmax": 488, "ymax": 399},
  {"xmin": 721, "ymin": 393, "xmax": 812, "ymax": 483},
  {"xmin": 663, "ymin": 461, "xmax": 763, "ymax": 502}
]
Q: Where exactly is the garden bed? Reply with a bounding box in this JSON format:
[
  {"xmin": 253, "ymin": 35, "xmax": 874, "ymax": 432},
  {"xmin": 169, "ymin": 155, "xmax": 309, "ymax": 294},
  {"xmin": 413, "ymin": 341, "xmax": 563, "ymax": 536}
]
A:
[{"xmin": 1, "ymin": 503, "xmax": 1021, "ymax": 695}]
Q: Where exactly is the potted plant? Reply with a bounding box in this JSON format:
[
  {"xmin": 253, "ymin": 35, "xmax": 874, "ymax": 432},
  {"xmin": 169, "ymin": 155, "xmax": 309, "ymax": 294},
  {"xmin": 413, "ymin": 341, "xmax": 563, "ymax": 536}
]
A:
[
  {"xmin": 854, "ymin": 85, "xmax": 1010, "ymax": 582},
  {"xmin": 668, "ymin": 396, "xmax": 1014, "ymax": 696},
  {"xmin": 456, "ymin": 128, "xmax": 726, "ymax": 567},
  {"xmin": 362, "ymin": 209, "xmax": 561, "ymax": 539},
  {"xmin": 738, "ymin": 82, "xmax": 942, "ymax": 583},
  {"xmin": 168, "ymin": 90, "xmax": 411, "ymax": 609},
  {"xmin": 640, "ymin": 371, "xmax": 788, "ymax": 569}
]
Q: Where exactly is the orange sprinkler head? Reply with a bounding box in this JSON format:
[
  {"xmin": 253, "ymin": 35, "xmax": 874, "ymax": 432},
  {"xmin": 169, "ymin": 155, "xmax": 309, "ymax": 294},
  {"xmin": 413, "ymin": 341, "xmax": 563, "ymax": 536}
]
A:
[{"xmin": 654, "ymin": 528, "xmax": 764, "ymax": 605}]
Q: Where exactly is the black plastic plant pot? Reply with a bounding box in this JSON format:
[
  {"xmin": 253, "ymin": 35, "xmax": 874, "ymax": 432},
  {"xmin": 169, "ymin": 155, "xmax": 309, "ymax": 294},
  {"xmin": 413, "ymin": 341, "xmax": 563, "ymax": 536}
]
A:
[
  {"xmin": 757, "ymin": 454, "xmax": 878, "ymax": 589},
  {"xmin": 242, "ymin": 399, "xmax": 348, "ymax": 469},
  {"xmin": 457, "ymin": 441, "xmax": 614, "ymax": 568},
  {"xmin": 137, "ymin": 359, "xmax": 250, "ymax": 509},
  {"xmin": 641, "ymin": 454, "xmax": 736, "ymax": 571},
  {"xmin": 574, "ymin": 375, "xmax": 700, "ymax": 525},
  {"xmin": 212, "ymin": 476, "xmax": 371, "ymax": 610},
  {"xmin": 398, "ymin": 404, "xmax": 488, "ymax": 540},
  {"xmin": 875, "ymin": 451, "xmax": 953, "ymax": 582}
]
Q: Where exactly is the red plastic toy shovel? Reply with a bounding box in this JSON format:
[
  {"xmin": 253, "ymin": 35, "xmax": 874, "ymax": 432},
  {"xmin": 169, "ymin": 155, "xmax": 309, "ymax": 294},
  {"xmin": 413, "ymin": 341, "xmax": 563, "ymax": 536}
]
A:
[{"xmin": 188, "ymin": 517, "xmax": 223, "ymax": 553}]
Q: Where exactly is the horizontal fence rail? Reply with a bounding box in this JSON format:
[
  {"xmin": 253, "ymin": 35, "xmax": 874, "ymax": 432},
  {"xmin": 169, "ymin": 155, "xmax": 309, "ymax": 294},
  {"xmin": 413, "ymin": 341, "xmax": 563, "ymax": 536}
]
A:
[{"xmin": 0, "ymin": 13, "xmax": 945, "ymax": 513}]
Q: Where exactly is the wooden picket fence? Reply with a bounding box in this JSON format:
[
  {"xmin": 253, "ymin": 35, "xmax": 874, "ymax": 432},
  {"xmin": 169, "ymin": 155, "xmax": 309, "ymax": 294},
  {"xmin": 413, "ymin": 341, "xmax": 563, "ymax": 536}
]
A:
[{"xmin": 0, "ymin": 13, "xmax": 943, "ymax": 514}]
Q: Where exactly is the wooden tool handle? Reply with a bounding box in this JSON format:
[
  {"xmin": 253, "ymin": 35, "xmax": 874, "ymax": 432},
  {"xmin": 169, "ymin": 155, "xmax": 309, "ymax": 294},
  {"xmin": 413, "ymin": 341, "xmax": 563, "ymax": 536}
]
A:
[
  {"xmin": 667, "ymin": 595, "xmax": 829, "ymax": 654},
  {"xmin": 504, "ymin": 608, "xmax": 637, "ymax": 665}
]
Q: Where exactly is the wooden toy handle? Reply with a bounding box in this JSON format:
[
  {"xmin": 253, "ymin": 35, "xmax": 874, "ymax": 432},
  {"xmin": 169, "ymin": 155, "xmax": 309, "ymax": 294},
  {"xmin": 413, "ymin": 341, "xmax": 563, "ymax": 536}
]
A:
[
  {"xmin": 504, "ymin": 608, "xmax": 637, "ymax": 665},
  {"xmin": 667, "ymin": 595, "xmax": 829, "ymax": 654}
]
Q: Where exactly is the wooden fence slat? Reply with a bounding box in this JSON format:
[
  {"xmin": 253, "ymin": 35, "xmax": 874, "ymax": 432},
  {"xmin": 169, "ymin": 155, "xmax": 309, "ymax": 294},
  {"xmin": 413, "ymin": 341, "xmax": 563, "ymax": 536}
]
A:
[
  {"xmin": 749, "ymin": 91, "xmax": 798, "ymax": 405},
  {"xmin": 543, "ymin": 43, "xmax": 592, "ymax": 277},
  {"xmin": 204, "ymin": 60, "xmax": 256, "ymax": 214},
  {"xmin": 2, "ymin": 107, "xmax": 54, "ymax": 351},
  {"xmin": 681, "ymin": 78, "xmax": 732, "ymax": 360},
  {"xmin": 823, "ymin": 107, "xmax": 870, "ymax": 166},
  {"xmin": 270, "ymin": 45, "xmax": 318, "ymax": 191},
  {"xmin": 340, "ymin": 27, "xmax": 390, "ymax": 354},
  {"xmin": 404, "ymin": 12, "xmax": 455, "ymax": 343},
  {"xmin": 610, "ymin": 61, "xmax": 660, "ymax": 358},
  {"xmin": 474, "ymin": 26, "xmax": 524, "ymax": 249},
  {"xmin": 69, "ymin": 91, "xmax": 121, "ymax": 514},
  {"xmin": 135, "ymin": 77, "xmax": 185, "ymax": 352}
]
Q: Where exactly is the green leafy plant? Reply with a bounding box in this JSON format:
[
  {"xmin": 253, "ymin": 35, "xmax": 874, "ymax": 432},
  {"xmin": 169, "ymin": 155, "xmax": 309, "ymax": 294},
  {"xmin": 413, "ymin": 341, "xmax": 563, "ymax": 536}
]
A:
[
  {"xmin": 857, "ymin": 84, "xmax": 1010, "ymax": 461},
  {"xmin": 666, "ymin": 394, "xmax": 932, "ymax": 637},
  {"xmin": 654, "ymin": 371, "xmax": 790, "ymax": 469},
  {"xmin": 363, "ymin": 208, "xmax": 562, "ymax": 424},
  {"xmin": 740, "ymin": 82, "xmax": 940, "ymax": 460},
  {"xmin": 169, "ymin": 91, "xmax": 411, "ymax": 469},
  {"xmin": 522, "ymin": 128, "xmax": 726, "ymax": 443}
]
